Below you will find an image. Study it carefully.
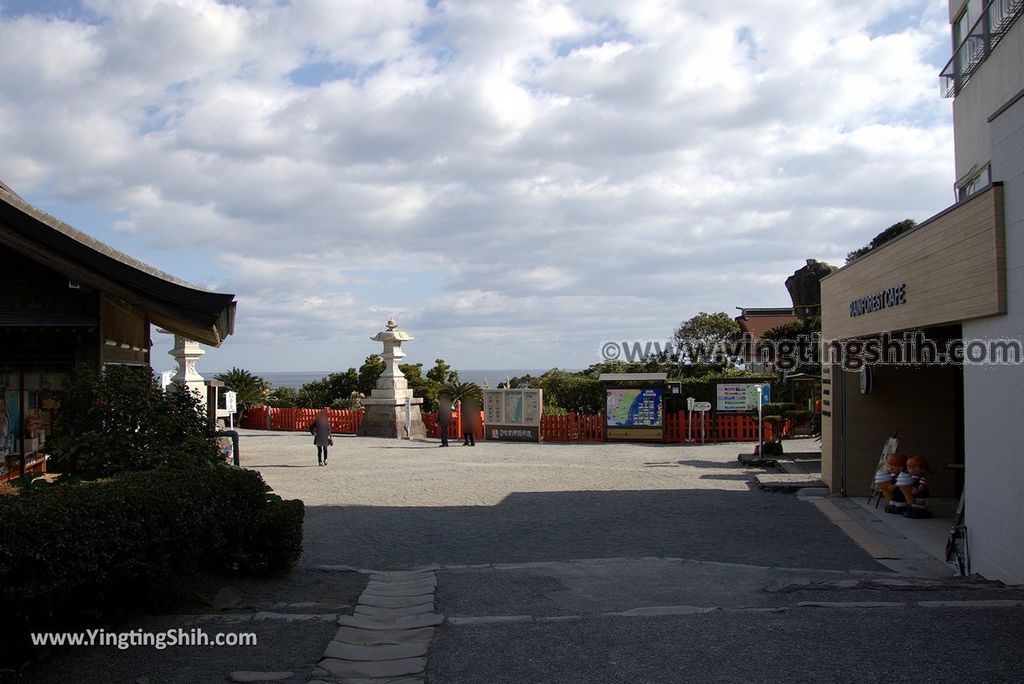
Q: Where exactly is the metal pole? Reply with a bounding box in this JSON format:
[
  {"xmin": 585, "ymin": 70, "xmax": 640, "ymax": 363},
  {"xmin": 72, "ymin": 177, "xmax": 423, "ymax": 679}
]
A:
[
  {"xmin": 404, "ymin": 396, "xmax": 412, "ymax": 439},
  {"xmin": 757, "ymin": 384, "xmax": 764, "ymax": 456}
]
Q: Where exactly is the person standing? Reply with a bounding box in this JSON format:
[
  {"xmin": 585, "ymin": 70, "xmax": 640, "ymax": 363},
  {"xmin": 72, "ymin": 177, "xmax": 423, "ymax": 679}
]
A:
[
  {"xmin": 462, "ymin": 397, "xmax": 479, "ymax": 446},
  {"xmin": 310, "ymin": 408, "xmax": 333, "ymax": 466},
  {"xmin": 437, "ymin": 395, "xmax": 452, "ymax": 447}
]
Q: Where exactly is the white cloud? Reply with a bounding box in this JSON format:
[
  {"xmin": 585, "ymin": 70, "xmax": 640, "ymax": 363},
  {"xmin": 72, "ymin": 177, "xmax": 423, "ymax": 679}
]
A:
[{"xmin": 0, "ymin": 0, "xmax": 956, "ymax": 369}]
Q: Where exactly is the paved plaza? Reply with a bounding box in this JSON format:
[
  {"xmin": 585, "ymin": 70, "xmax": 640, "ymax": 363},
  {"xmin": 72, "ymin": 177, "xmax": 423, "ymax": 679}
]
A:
[{"xmin": 20, "ymin": 430, "xmax": 1024, "ymax": 683}]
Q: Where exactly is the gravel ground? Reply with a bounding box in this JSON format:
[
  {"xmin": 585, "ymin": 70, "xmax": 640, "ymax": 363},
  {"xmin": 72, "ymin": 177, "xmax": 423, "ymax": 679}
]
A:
[{"xmin": 237, "ymin": 430, "xmax": 880, "ymax": 572}]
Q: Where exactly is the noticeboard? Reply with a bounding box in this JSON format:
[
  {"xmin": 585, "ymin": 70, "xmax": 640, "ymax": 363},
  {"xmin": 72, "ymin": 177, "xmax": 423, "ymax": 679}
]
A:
[
  {"xmin": 482, "ymin": 389, "xmax": 542, "ymax": 442},
  {"xmin": 715, "ymin": 382, "xmax": 771, "ymax": 412},
  {"xmin": 605, "ymin": 387, "xmax": 664, "ymax": 441}
]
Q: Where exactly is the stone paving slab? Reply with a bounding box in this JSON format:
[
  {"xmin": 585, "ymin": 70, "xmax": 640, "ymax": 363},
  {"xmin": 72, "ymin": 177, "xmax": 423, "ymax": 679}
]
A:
[
  {"xmin": 318, "ymin": 656, "xmax": 427, "ymax": 679},
  {"xmin": 359, "ymin": 593, "xmax": 435, "ymax": 609},
  {"xmin": 366, "ymin": 577, "xmax": 438, "ymax": 587},
  {"xmin": 337, "ymin": 613, "xmax": 444, "ymax": 630},
  {"xmin": 365, "ymin": 578, "xmax": 437, "ymax": 588},
  {"xmin": 362, "ymin": 584, "xmax": 436, "ymax": 597},
  {"xmin": 355, "ymin": 603, "xmax": 436, "ymax": 617},
  {"xmin": 323, "ymin": 640, "xmax": 429, "ymax": 661},
  {"xmin": 368, "ymin": 571, "xmax": 438, "ymax": 581},
  {"xmin": 333, "ymin": 626, "xmax": 435, "ymax": 646}
]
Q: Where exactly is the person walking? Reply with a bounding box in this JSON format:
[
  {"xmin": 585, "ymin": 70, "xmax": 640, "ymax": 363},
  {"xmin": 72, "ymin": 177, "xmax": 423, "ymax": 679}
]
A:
[
  {"xmin": 437, "ymin": 394, "xmax": 452, "ymax": 447},
  {"xmin": 309, "ymin": 408, "xmax": 333, "ymax": 466},
  {"xmin": 462, "ymin": 397, "xmax": 479, "ymax": 446}
]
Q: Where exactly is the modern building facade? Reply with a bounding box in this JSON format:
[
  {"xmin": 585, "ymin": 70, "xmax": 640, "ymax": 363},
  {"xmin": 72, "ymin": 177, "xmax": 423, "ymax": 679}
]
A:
[{"xmin": 820, "ymin": 0, "xmax": 1024, "ymax": 584}]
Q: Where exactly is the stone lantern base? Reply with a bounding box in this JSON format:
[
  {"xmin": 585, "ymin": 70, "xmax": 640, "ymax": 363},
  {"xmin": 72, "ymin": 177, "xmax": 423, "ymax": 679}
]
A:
[{"xmin": 359, "ymin": 399, "xmax": 427, "ymax": 438}]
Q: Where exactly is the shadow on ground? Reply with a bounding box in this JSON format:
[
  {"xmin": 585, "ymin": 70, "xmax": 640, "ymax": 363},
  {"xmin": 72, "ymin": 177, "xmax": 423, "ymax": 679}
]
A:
[{"xmin": 301, "ymin": 489, "xmax": 884, "ymax": 573}]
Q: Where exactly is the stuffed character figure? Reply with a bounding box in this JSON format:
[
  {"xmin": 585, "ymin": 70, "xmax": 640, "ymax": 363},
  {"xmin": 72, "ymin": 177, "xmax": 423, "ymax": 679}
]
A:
[
  {"xmin": 897, "ymin": 455, "xmax": 932, "ymax": 518},
  {"xmin": 874, "ymin": 452, "xmax": 908, "ymax": 514}
]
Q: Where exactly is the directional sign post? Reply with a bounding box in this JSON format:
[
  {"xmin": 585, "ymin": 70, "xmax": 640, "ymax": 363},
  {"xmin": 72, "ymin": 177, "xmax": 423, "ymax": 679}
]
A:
[
  {"xmin": 693, "ymin": 402, "xmax": 711, "ymax": 444},
  {"xmin": 753, "ymin": 385, "xmax": 764, "ymax": 456},
  {"xmin": 224, "ymin": 391, "xmax": 237, "ymax": 429},
  {"xmin": 686, "ymin": 397, "xmax": 695, "ymax": 442}
]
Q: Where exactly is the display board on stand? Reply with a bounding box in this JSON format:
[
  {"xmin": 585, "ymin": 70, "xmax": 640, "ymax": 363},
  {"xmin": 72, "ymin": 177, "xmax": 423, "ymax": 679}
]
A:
[
  {"xmin": 482, "ymin": 388, "xmax": 543, "ymax": 442},
  {"xmin": 599, "ymin": 373, "xmax": 667, "ymax": 442}
]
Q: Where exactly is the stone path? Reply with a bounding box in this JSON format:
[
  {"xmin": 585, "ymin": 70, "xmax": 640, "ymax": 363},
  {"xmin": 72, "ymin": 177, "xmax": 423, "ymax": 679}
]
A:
[{"xmin": 309, "ymin": 567, "xmax": 442, "ymax": 684}]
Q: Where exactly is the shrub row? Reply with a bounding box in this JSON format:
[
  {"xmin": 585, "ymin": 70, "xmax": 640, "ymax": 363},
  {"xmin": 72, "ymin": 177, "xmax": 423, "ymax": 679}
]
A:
[{"xmin": 0, "ymin": 467, "xmax": 303, "ymax": 657}]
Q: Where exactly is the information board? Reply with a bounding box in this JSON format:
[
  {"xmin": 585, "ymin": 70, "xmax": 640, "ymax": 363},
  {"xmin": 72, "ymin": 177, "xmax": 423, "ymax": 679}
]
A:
[
  {"xmin": 482, "ymin": 389, "xmax": 542, "ymax": 442},
  {"xmin": 605, "ymin": 388, "xmax": 663, "ymax": 427},
  {"xmin": 716, "ymin": 383, "xmax": 770, "ymax": 412}
]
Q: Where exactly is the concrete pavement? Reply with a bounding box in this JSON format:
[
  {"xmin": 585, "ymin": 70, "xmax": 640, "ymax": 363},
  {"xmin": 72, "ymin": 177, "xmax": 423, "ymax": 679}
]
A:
[{"xmin": 16, "ymin": 430, "xmax": 1024, "ymax": 683}]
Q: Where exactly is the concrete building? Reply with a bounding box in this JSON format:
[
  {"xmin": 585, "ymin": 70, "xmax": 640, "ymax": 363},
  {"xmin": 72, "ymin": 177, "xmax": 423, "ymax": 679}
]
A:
[{"xmin": 820, "ymin": 0, "xmax": 1024, "ymax": 583}]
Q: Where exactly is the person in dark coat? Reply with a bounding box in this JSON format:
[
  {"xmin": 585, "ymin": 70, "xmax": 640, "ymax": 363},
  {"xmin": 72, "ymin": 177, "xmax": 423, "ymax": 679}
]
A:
[
  {"xmin": 462, "ymin": 397, "xmax": 479, "ymax": 446},
  {"xmin": 437, "ymin": 395, "xmax": 452, "ymax": 447},
  {"xmin": 310, "ymin": 409, "xmax": 332, "ymax": 466}
]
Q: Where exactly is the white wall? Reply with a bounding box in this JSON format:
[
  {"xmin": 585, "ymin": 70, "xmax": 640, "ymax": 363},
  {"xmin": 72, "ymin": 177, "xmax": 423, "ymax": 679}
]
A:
[
  {"xmin": 952, "ymin": 13, "xmax": 1024, "ymax": 180},
  {"xmin": 962, "ymin": 93, "xmax": 1024, "ymax": 585}
]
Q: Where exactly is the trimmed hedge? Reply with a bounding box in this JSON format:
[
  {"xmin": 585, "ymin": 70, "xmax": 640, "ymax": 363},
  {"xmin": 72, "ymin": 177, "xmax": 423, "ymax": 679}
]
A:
[{"xmin": 0, "ymin": 467, "xmax": 303, "ymax": 658}]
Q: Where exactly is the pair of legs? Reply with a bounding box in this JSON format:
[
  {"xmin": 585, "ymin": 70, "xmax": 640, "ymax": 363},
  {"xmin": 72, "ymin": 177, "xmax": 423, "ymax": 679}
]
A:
[
  {"xmin": 463, "ymin": 432, "xmax": 475, "ymax": 446},
  {"xmin": 439, "ymin": 428, "xmax": 449, "ymax": 447},
  {"xmin": 317, "ymin": 445, "xmax": 328, "ymax": 465}
]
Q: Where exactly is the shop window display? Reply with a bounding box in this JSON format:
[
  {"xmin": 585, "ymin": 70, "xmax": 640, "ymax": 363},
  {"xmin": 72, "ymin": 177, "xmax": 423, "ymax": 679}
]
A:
[{"xmin": 0, "ymin": 367, "xmax": 68, "ymax": 480}]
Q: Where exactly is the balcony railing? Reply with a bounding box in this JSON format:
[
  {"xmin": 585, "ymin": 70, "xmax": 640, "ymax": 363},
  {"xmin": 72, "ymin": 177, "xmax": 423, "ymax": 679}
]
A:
[{"xmin": 940, "ymin": 0, "xmax": 1024, "ymax": 98}]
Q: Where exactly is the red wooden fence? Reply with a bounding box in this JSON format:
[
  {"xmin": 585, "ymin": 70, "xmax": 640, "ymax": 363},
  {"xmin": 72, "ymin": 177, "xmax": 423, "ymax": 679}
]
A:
[
  {"xmin": 242, "ymin": 406, "xmax": 789, "ymax": 442},
  {"xmin": 243, "ymin": 406, "xmax": 365, "ymax": 433},
  {"xmin": 541, "ymin": 413, "xmax": 605, "ymax": 442}
]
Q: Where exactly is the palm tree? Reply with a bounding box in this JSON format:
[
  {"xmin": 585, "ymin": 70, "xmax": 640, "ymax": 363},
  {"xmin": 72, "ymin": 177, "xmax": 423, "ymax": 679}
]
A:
[
  {"xmin": 441, "ymin": 381, "xmax": 482, "ymax": 405},
  {"xmin": 215, "ymin": 368, "xmax": 270, "ymax": 422}
]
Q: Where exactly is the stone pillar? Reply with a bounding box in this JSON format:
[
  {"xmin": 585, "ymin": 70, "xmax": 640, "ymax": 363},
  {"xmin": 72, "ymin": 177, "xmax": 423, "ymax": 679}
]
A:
[
  {"xmin": 169, "ymin": 335, "xmax": 207, "ymax": 409},
  {"xmin": 359, "ymin": 319, "xmax": 426, "ymax": 438}
]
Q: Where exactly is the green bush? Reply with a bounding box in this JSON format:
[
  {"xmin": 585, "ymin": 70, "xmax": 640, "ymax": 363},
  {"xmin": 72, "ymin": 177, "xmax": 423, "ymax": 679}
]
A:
[
  {"xmin": 0, "ymin": 467, "xmax": 303, "ymax": 662},
  {"xmin": 47, "ymin": 365, "xmax": 220, "ymax": 476},
  {"xmin": 536, "ymin": 372, "xmax": 604, "ymax": 414}
]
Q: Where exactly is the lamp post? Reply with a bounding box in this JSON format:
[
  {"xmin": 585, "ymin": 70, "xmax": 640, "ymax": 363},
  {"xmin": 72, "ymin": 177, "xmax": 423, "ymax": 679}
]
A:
[{"xmin": 754, "ymin": 384, "xmax": 764, "ymax": 456}]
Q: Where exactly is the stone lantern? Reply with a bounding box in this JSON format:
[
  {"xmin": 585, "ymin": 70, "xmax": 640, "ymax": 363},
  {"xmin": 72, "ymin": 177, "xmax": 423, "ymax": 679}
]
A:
[{"xmin": 358, "ymin": 318, "xmax": 426, "ymax": 438}]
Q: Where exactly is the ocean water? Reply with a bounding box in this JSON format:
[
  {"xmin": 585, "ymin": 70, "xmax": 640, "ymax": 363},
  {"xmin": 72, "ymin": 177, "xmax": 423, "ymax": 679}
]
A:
[{"xmin": 234, "ymin": 369, "xmax": 557, "ymax": 390}]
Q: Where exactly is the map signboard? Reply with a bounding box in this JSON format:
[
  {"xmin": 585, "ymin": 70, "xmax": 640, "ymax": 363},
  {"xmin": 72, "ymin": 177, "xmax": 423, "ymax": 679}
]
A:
[
  {"xmin": 606, "ymin": 388, "xmax": 663, "ymax": 427},
  {"xmin": 482, "ymin": 389, "xmax": 542, "ymax": 442},
  {"xmin": 605, "ymin": 387, "xmax": 664, "ymax": 441}
]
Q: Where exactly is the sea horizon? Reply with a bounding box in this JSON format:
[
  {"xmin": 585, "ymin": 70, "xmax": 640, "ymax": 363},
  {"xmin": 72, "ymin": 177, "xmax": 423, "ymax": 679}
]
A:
[{"xmin": 207, "ymin": 369, "xmax": 578, "ymax": 389}]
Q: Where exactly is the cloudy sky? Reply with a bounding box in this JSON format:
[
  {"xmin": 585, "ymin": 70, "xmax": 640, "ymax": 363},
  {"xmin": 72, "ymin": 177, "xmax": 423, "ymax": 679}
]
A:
[{"xmin": 0, "ymin": 0, "xmax": 957, "ymax": 373}]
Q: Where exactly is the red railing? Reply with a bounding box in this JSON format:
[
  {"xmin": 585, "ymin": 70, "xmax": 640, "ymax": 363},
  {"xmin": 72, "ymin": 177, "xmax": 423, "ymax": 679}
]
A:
[
  {"xmin": 243, "ymin": 406, "xmax": 365, "ymax": 433},
  {"xmin": 422, "ymin": 411, "xmax": 484, "ymax": 439},
  {"xmin": 242, "ymin": 406, "xmax": 790, "ymax": 442},
  {"xmin": 662, "ymin": 411, "xmax": 788, "ymax": 442},
  {"xmin": 541, "ymin": 413, "xmax": 605, "ymax": 442}
]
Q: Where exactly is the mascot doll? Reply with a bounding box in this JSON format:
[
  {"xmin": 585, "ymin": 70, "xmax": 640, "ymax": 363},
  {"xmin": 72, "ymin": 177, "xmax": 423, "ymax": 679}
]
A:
[
  {"xmin": 874, "ymin": 452, "xmax": 908, "ymax": 514},
  {"xmin": 897, "ymin": 455, "xmax": 932, "ymax": 518}
]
